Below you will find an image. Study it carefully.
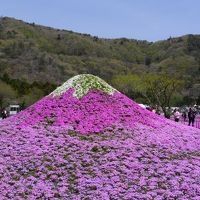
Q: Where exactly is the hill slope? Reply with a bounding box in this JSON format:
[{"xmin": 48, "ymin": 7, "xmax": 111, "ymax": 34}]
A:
[
  {"xmin": 0, "ymin": 74, "xmax": 200, "ymax": 199},
  {"xmin": 0, "ymin": 17, "xmax": 200, "ymax": 106}
]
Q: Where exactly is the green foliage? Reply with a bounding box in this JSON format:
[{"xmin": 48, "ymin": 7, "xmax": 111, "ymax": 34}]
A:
[
  {"xmin": 197, "ymin": 96, "xmax": 200, "ymax": 105},
  {"xmin": 0, "ymin": 80, "xmax": 17, "ymax": 109},
  {"xmin": 112, "ymin": 74, "xmax": 184, "ymax": 117},
  {"xmin": 144, "ymin": 56, "xmax": 151, "ymax": 66},
  {"xmin": 187, "ymin": 35, "xmax": 200, "ymax": 52},
  {"xmin": 91, "ymin": 146, "xmax": 99, "ymax": 153},
  {"xmin": 111, "ymin": 74, "xmax": 142, "ymax": 100},
  {"xmin": 0, "ymin": 17, "xmax": 199, "ymax": 107},
  {"xmin": 0, "ymin": 73, "xmax": 57, "ymax": 107},
  {"xmin": 140, "ymin": 74, "xmax": 183, "ymax": 107}
]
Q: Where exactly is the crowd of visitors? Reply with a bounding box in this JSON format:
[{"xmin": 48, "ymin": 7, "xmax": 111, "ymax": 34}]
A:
[
  {"xmin": 146, "ymin": 105, "xmax": 198, "ymax": 128},
  {"xmin": 173, "ymin": 107, "xmax": 197, "ymax": 126}
]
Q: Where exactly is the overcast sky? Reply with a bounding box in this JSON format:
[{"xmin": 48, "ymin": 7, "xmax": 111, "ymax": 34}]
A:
[{"xmin": 0, "ymin": 0, "xmax": 199, "ymax": 41}]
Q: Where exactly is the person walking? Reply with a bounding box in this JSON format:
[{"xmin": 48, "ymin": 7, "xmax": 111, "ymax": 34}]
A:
[
  {"xmin": 173, "ymin": 109, "xmax": 181, "ymax": 122},
  {"xmin": 182, "ymin": 111, "xmax": 187, "ymax": 122},
  {"xmin": 1, "ymin": 109, "xmax": 7, "ymax": 119},
  {"xmin": 188, "ymin": 108, "xmax": 196, "ymax": 126}
]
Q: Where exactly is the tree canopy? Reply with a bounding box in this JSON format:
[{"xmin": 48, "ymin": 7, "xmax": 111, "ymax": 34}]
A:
[{"xmin": 112, "ymin": 74, "xmax": 184, "ymax": 117}]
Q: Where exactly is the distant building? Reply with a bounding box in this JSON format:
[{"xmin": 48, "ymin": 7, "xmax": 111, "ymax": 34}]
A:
[{"xmin": 9, "ymin": 105, "xmax": 20, "ymax": 116}]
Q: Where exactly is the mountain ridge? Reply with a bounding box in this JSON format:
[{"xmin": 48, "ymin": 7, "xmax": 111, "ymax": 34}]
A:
[
  {"xmin": 0, "ymin": 16, "xmax": 200, "ymax": 106},
  {"xmin": 2, "ymin": 16, "xmax": 193, "ymax": 42}
]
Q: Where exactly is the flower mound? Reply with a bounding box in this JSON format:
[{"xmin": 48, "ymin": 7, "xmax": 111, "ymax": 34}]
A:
[{"xmin": 0, "ymin": 74, "xmax": 200, "ymax": 199}]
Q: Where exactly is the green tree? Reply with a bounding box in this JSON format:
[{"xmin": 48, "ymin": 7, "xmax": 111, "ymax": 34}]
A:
[
  {"xmin": 0, "ymin": 81, "xmax": 17, "ymax": 109},
  {"xmin": 1, "ymin": 73, "xmax": 10, "ymax": 83},
  {"xmin": 20, "ymin": 87, "xmax": 44, "ymax": 107},
  {"xmin": 111, "ymin": 74, "xmax": 142, "ymax": 100},
  {"xmin": 112, "ymin": 74, "xmax": 183, "ymax": 118},
  {"xmin": 144, "ymin": 56, "xmax": 151, "ymax": 66},
  {"xmin": 138, "ymin": 74, "xmax": 183, "ymax": 117}
]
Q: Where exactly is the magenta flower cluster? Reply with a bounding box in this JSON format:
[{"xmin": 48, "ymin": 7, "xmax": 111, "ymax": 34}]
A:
[
  {"xmin": 0, "ymin": 88, "xmax": 200, "ymax": 199},
  {"xmin": 15, "ymin": 89, "xmax": 171, "ymax": 133}
]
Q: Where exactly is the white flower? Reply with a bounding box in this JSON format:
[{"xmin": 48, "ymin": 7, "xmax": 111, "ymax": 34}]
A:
[{"xmin": 49, "ymin": 74, "xmax": 118, "ymax": 98}]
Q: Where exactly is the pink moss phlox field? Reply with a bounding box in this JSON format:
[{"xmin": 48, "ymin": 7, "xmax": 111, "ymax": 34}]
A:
[
  {"xmin": 15, "ymin": 89, "xmax": 172, "ymax": 134},
  {"xmin": 0, "ymin": 86, "xmax": 200, "ymax": 199}
]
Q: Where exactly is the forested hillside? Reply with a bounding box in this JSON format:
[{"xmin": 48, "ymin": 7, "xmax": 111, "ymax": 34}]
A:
[{"xmin": 0, "ymin": 17, "xmax": 200, "ymax": 108}]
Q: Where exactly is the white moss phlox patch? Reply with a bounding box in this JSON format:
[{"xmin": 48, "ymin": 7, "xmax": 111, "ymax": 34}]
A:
[{"xmin": 50, "ymin": 74, "xmax": 117, "ymax": 98}]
